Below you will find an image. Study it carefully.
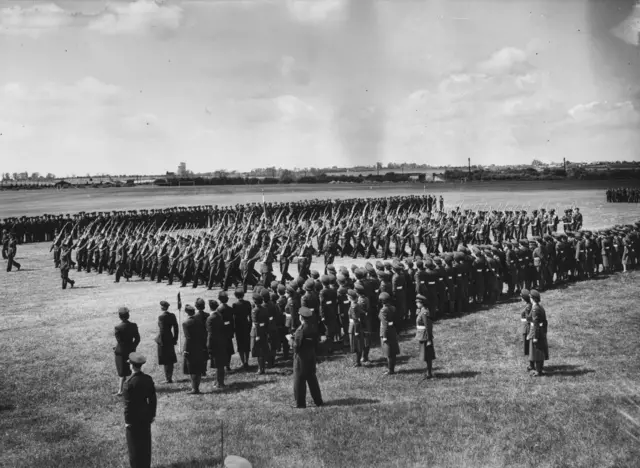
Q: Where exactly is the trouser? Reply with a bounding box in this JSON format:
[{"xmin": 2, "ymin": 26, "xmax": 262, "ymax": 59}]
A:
[
  {"xmin": 213, "ymin": 361, "xmax": 225, "ymax": 386},
  {"xmin": 126, "ymin": 424, "xmax": 152, "ymax": 468},
  {"xmin": 293, "ymin": 370, "xmax": 323, "ymax": 408},
  {"xmin": 386, "ymin": 354, "xmax": 396, "ymax": 373},
  {"xmin": 61, "ymin": 268, "xmax": 75, "ymax": 289},
  {"xmin": 163, "ymin": 364, "xmax": 174, "ymax": 382},
  {"xmin": 6, "ymin": 255, "xmax": 20, "ymax": 272},
  {"xmin": 115, "ymin": 263, "xmax": 130, "ymax": 282},
  {"xmin": 280, "ymin": 260, "xmax": 293, "ymax": 283}
]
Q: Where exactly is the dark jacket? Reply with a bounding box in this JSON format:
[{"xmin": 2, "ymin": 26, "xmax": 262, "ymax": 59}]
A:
[
  {"xmin": 115, "ymin": 321, "xmax": 140, "ymax": 356},
  {"xmin": 123, "ymin": 372, "xmax": 157, "ymax": 426}
]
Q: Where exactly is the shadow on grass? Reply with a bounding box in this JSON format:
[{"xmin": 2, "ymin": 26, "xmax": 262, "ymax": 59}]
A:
[
  {"xmin": 223, "ymin": 379, "xmax": 277, "ymax": 393},
  {"xmin": 366, "ymin": 355, "xmax": 410, "ymax": 367},
  {"xmin": 433, "ymin": 371, "xmax": 480, "ymax": 379},
  {"xmin": 72, "ymin": 286, "xmax": 98, "ymax": 289},
  {"xmin": 325, "ymin": 397, "xmax": 380, "ymax": 407},
  {"xmin": 156, "ymin": 457, "xmax": 222, "ymax": 468},
  {"xmin": 545, "ymin": 364, "xmax": 595, "ymax": 377},
  {"xmin": 0, "ymin": 403, "xmax": 16, "ymax": 411}
]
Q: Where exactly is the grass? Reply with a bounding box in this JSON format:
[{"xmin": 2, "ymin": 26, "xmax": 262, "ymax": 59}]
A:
[{"xmin": 1, "ymin": 243, "xmax": 640, "ymax": 467}]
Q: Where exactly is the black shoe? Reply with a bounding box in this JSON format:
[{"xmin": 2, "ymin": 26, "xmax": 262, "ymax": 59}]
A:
[
  {"xmin": 291, "ymin": 404, "xmax": 306, "ymax": 409},
  {"xmin": 188, "ymin": 390, "xmax": 201, "ymax": 395}
]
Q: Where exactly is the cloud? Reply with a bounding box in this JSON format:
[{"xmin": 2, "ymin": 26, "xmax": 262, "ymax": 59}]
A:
[
  {"xmin": 477, "ymin": 47, "xmax": 529, "ymax": 75},
  {"xmin": 3, "ymin": 77, "xmax": 121, "ymax": 105},
  {"xmin": 121, "ymin": 112, "xmax": 160, "ymax": 132},
  {"xmin": 567, "ymin": 100, "xmax": 640, "ymax": 128},
  {"xmin": 87, "ymin": 0, "xmax": 183, "ymax": 35},
  {"xmin": 280, "ymin": 56, "xmax": 311, "ymax": 86},
  {"xmin": 0, "ymin": 120, "xmax": 34, "ymax": 140},
  {"xmin": 0, "ymin": 3, "xmax": 73, "ymax": 37},
  {"xmin": 286, "ymin": 0, "xmax": 346, "ymax": 22}
]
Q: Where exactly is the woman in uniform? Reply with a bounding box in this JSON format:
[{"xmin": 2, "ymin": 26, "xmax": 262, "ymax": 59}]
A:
[
  {"xmin": 528, "ymin": 290, "xmax": 549, "ymax": 377},
  {"xmin": 415, "ymin": 295, "xmax": 435, "ymax": 378}
]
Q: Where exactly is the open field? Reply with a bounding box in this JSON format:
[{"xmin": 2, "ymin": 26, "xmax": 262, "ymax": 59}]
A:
[
  {"xmin": 2, "ymin": 242, "xmax": 640, "ymax": 468},
  {"xmin": 2, "ymin": 180, "xmax": 640, "ymax": 231}
]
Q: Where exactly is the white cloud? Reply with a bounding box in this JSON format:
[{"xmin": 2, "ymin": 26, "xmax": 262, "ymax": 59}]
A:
[
  {"xmin": 122, "ymin": 112, "xmax": 160, "ymax": 132},
  {"xmin": 0, "ymin": 3, "xmax": 73, "ymax": 37},
  {"xmin": 567, "ymin": 100, "xmax": 640, "ymax": 128},
  {"xmin": 3, "ymin": 77, "xmax": 122, "ymax": 105},
  {"xmin": 0, "ymin": 120, "xmax": 33, "ymax": 140},
  {"xmin": 87, "ymin": 0, "xmax": 183, "ymax": 36},
  {"xmin": 477, "ymin": 47, "xmax": 528, "ymax": 75},
  {"xmin": 286, "ymin": 0, "xmax": 346, "ymax": 22}
]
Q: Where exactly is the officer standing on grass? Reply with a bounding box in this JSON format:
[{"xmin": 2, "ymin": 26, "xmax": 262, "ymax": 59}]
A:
[
  {"xmin": 290, "ymin": 306, "xmax": 324, "ymax": 409},
  {"xmin": 123, "ymin": 352, "xmax": 157, "ymax": 468}
]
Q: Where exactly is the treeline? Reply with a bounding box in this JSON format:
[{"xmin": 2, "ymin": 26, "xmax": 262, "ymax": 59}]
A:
[
  {"xmin": 154, "ymin": 172, "xmax": 432, "ymax": 186},
  {"xmin": 444, "ymin": 167, "xmax": 640, "ymax": 181}
]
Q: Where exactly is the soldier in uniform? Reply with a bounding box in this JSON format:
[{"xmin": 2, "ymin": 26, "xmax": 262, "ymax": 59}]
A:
[
  {"xmin": 114, "ymin": 307, "xmax": 141, "ymax": 396},
  {"xmin": 250, "ymin": 294, "xmax": 270, "ymax": 375},
  {"xmin": 415, "ymin": 295, "xmax": 435, "ymax": 378},
  {"xmin": 290, "ymin": 306, "xmax": 324, "ymax": 409},
  {"xmin": 182, "ymin": 304, "xmax": 206, "ymax": 394},
  {"xmin": 5, "ymin": 233, "xmax": 21, "ymax": 272},
  {"xmin": 206, "ymin": 298, "xmax": 228, "ymax": 389},
  {"xmin": 123, "ymin": 352, "xmax": 156, "ymax": 468},
  {"xmin": 519, "ymin": 290, "xmax": 534, "ymax": 371},
  {"xmin": 155, "ymin": 301, "xmax": 178, "ymax": 383},
  {"xmin": 378, "ymin": 292, "xmax": 400, "ymax": 375},
  {"xmin": 232, "ymin": 288, "xmax": 252, "ymax": 370},
  {"xmin": 319, "ymin": 275, "xmax": 339, "ymax": 354},
  {"xmin": 528, "ymin": 290, "xmax": 549, "ymax": 376}
]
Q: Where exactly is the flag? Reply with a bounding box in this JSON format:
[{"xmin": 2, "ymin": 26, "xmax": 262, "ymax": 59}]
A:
[{"xmin": 177, "ymin": 292, "xmax": 182, "ymax": 310}]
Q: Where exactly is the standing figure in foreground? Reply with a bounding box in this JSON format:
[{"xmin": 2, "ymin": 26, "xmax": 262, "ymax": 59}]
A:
[
  {"xmin": 415, "ymin": 295, "xmax": 436, "ymax": 378},
  {"xmin": 519, "ymin": 289, "xmax": 534, "ymax": 372},
  {"xmin": 155, "ymin": 300, "xmax": 178, "ymax": 383},
  {"xmin": 378, "ymin": 292, "xmax": 400, "ymax": 375},
  {"xmin": 123, "ymin": 352, "xmax": 156, "ymax": 468},
  {"xmin": 528, "ymin": 289, "xmax": 549, "ymax": 376},
  {"xmin": 182, "ymin": 304, "xmax": 206, "ymax": 394},
  {"xmin": 114, "ymin": 307, "xmax": 141, "ymax": 396},
  {"xmin": 290, "ymin": 306, "xmax": 324, "ymax": 409}
]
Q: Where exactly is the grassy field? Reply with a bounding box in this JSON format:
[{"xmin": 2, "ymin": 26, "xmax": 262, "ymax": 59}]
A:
[
  {"xmin": 2, "ymin": 179, "xmax": 640, "ymax": 223},
  {"xmin": 1, "ymin": 242, "xmax": 640, "ymax": 468}
]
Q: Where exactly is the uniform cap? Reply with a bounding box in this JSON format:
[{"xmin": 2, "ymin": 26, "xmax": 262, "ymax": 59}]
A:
[
  {"xmin": 416, "ymin": 294, "xmax": 427, "ymax": 303},
  {"xmin": 261, "ymin": 289, "xmax": 271, "ymax": 301},
  {"xmin": 310, "ymin": 270, "xmax": 320, "ymax": 279},
  {"xmin": 218, "ymin": 290, "xmax": 228, "ymax": 300},
  {"xmin": 327, "ymin": 264, "xmax": 336, "ymax": 273},
  {"xmin": 160, "ymin": 300, "xmax": 170, "ymax": 309},
  {"xmin": 338, "ymin": 286, "xmax": 348, "ymax": 295},
  {"xmin": 347, "ymin": 289, "xmax": 358, "ymax": 299},
  {"xmin": 375, "ymin": 260, "xmax": 385, "ymax": 270},
  {"xmin": 270, "ymin": 280, "xmax": 280, "ymax": 291},
  {"xmin": 208, "ymin": 299, "xmax": 219, "ymax": 309},
  {"xmin": 252, "ymin": 294, "xmax": 264, "ymax": 304},
  {"xmin": 128, "ymin": 352, "xmax": 146, "ymax": 366},
  {"xmin": 354, "ymin": 283, "xmax": 365, "ymax": 294},
  {"xmin": 303, "ymin": 279, "xmax": 315, "ymax": 291},
  {"xmin": 195, "ymin": 298, "xmax": 205, "ymax": 309},
  {"xmin": 379, "ymin": 292, "xmax": 391, "ymax": 303},
  {"xmin": 185, "ymin": 304, "xmax": 196, "ymax": 313},
  {"xmin": 530, "ymin": 290, "xmax": 541, "ymax": 301},
  {"xmin": 277, "ymin": 284, "xmax": 286, "ymax": 295},
  {"xmin": 299, "ymin": 306, "xmax": 313, "ymax": 318},
  {"xmin": 320, "ymin": 275, "xmax": 331, "ymax": 285},
  {"xmin": 118, "ymin": 306, "xmax": 130, "ymax": 315},
  {"xmin": 520, "ymin": 289, "xmax": 530, "ymax": 299},
  {"xmin": 234, "ymin": 288, "xmax": 245, "ymax": 297}
]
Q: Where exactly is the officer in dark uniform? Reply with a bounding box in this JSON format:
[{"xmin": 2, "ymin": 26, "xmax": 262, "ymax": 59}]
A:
[
  {"xmin": 182, "ymin": 304, "xmax": 206, "ymax": 394},
  {"xmin": 206, "ymin": 298, "xmax": 228, "ymax": 389},
  {"xmin": 155, "ymin": 301, "xmax": 178, "ymax": 383},
  {"xmin": 123, "ymin": 352, "xmax": 156, "ymax": 468},
  {"xmin": 114, "ymin": 307, "xmax": 141, "ymax": 396},
  {"xmin": 290, "ymin": 306, "xmax": 324, "ymax": 409},
  {"xmin": 378, "ymin": 292, "xmax": 400, "ymax": 375}
]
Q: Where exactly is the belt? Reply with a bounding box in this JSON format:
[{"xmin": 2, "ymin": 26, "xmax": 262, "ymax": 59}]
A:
[
  {"xmin": 416, "ymin": 325, "xmax": 426, "ymax": 330},
  {"xmin": 428, "ymin": 282, "xmax": 435, "ymax": 285},
  {"xmin": 438, "ymin": 278, "xmax": 443, "ymax": 281},
  {"xmin": 457, "ymin": 274, "xmax": 462, "ymax": 277},
  {"xmin": 325, "ymin": 301, "xmax": 332, "ymax": 304},
  {"xmin": 343, "ymin": 301, "xmax": 349, "ymax": 304},
  {"xmin": 224, "ymin": 321, "xmax": 230, "ymax": 325},
  {"xmin": 477, "ymin": 269, "xmax": 483, "ymax": 272},
  {"xmin": 259, "ymin": 323, "xmax": 265, "ymax": 327},
  {"xmin": 420, "ymin": 281, "xmax": 425, "ymax": 284},
  {"xmin": 397, "ymin": 286, "xmax": 403, "ymax": 290},
  {"xmin": 388, "ymin": 322, "xmax": 394, "ymax": 326},
  {"xmin": 448, "ymin": 277, "xmax": 453, "ymax": 280},
  {"xmin": 269, "ymin": 317, "xmax": 274, "ymax": 321},
  {"xmin": 520, "ymin": 319, "xmax": 527, "ymax": 322},
  {"xmin": 309, "ymin": 308, "xmax": 315, "ymax": 312},
  {"xmin": 349, "ymin": 319, "xmax": 354, "ymax": 324}
]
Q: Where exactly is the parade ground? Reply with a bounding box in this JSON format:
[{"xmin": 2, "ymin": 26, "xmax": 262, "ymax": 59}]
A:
[{"xmin": 1, "ymin": 183, "xmax": 640, "ymax": 468}]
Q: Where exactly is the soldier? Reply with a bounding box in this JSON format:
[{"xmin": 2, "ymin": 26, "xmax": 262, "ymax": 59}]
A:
[
  {"xmin": 232, "ymin": 288, "xmax": 252, "ymax": 370},
  {"xmin": 114, "ymin": 307, "xmax": 141, "ymax": 396},
  {"xmin": 206, "ymin": 298, "xmax": 228, "ymax": 389},
  {"xmin": 319, "ymin": 275, "xmax": 339, "ymax": 353},
  {"xmin": 378, "ymin": 292, "xmax": 400, "ymax": 375},
  {"xmin": 415, "ymin": 295, "xmax": 435, "ymax": 378},
  {"xmin": 59, "ymin": 237, "xmax": 76, "ymax": 289},
  {"xmin": 250, "ymin": 294, "xmax": 270, "ymax": 375},
  {"xmin": 5, "ymin": 233, "xmax": 21, "ymax": 272},
  {"xmin": 182, "ymin": 304, "xmax": 206, "ymax": 394},
  {"xmin": 217, "ymin": 291, "xmax": 235, "ymax": 372},
  {"xmin": 155, "ymin": 301, "xmax": 178, "ymax": 384},
  {"xmin": 290, "ymin": 306, "xmax": 324, "ymax": 409},
  {"xmin": 519, "ymin": 290, "xmax": 534, "ymax": 372},
  {"xmin": 528, "ymin": 290, "xmax": 549, "ymax": 377},
  {"xmin": 123, "ymin": 352, "xmax": 156, "ymax": 468}
]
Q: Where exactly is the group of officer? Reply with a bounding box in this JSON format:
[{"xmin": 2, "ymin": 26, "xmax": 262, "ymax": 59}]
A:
[{"xmin": 606, "ymin": 187, "xmax": 640, "ymax": 203}]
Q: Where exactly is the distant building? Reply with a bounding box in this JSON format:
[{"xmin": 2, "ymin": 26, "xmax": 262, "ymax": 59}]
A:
[{"xmin": 178, "ymin": 162, "xmax": 187, "ymax": 176}]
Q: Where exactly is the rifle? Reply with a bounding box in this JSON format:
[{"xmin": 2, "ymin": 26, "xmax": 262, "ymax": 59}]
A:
[{"xmin": 177, "ymin": 292, "xmax": 183, "ymax": 353}]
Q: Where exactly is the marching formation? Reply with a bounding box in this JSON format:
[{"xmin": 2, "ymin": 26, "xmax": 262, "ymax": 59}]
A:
[
  {"xmin": 606, "ymin": 187, "xmax": 640, "ymax": 203},
  {"xmin": 37, "ymin": 196, "xmax": 590, "ymax": 292}
]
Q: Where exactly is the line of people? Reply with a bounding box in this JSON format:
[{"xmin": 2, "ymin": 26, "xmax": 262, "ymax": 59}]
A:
[{"xmin": 606, "ymin": 187, "xmax": 640, "ymax": 203}]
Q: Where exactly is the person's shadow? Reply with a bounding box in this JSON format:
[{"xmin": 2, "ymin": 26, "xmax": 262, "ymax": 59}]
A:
[
  {"xmin": 324, "ymin": 397, "xmax": 380, "ymax": 407},
  {"xmin": 156, "ymin": 457, "xmax": 222, "ymax": 468},
  {"xmin": 543, "ymin": 364, "xmax": 595, "ymax": 377}
]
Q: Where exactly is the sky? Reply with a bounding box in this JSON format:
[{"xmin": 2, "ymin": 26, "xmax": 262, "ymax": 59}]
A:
[{"xmin": 0, "ymin": 0, "xmax": 639, "ymax": 177}]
